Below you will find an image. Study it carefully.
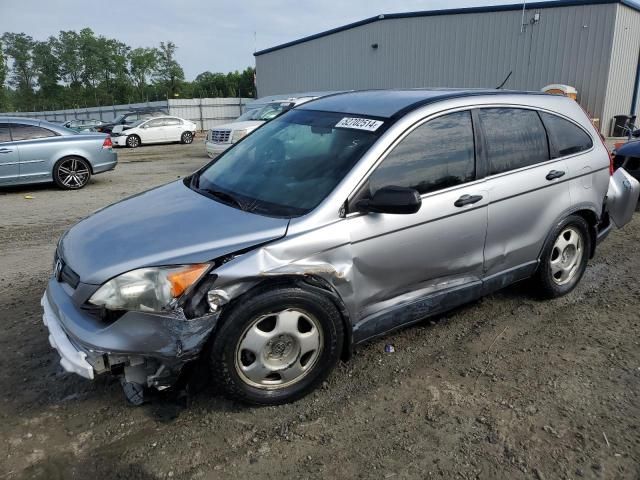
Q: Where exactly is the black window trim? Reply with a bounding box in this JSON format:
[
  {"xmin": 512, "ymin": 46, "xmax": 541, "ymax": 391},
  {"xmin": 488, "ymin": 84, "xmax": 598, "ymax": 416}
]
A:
[{"xmin": 346, "ymin": 106, "xmax": 482, "ymax": 214}]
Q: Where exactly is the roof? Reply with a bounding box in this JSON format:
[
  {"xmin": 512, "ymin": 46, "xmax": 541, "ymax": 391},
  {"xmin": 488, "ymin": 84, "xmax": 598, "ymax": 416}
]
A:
[
  {"xmin": 296, "ymin": 88, "xmax": 545, "ymax": 118},
  {"xmin": 254, "ymin": 0, "xmax": 640, "ymax": 56}
]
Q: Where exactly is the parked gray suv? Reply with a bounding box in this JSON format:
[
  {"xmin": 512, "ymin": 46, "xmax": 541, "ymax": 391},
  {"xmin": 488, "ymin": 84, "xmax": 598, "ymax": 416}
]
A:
[{"xmin": 42, "ymin": 90, "xmax": 639, "ymax": 405}]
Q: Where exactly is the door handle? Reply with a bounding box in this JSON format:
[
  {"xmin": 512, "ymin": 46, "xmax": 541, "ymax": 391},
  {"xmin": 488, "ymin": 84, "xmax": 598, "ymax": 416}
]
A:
[
  {"xmin": 0, "ymin": 148, "xmax": 12, "ymax": 154},
  {"xmin": 454, "ymin": 194, "xmax": 483, "ymax": 207},
  {"xmin": 546, "ymin": 170, "xmax": 565, "ymax": 181}
]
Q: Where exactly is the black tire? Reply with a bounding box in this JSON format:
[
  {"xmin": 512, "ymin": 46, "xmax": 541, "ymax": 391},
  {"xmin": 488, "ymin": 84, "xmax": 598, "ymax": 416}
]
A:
[
  {"xmin": 533, "ymin": 215, "xmax": 591, "ymax": 298},
  {"xmin": 53, "ymin": 156, "xmax": 92, "ymax": 190},
  {"xmin": 210, "ymin": 286, "xmax": 344, "ymax": 405},
  {"xmin": 181, "ymin": 131, "xmax": 194, "ymax": 144},
  {"xmin": 126, "ymin": 134, "xmax": 140, "ymax": 148}
]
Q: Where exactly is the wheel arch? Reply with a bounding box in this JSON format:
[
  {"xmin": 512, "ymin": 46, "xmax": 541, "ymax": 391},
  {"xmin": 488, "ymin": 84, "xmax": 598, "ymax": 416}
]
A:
[
  {"xmin": 54, "ymin": 154, "xmax": 94, "ymax": 175},
  {"xmin": 214, "ymin": 275, "xmax": 354, "ymax": 361},
  {"xmin": 537, "ymin": 206, "xmax": 598, "ymax": 264}
]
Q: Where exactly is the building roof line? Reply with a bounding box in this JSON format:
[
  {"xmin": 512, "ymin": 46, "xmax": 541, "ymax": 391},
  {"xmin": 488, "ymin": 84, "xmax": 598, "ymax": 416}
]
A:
[{"xmin": 254, "ymin": 0, "xmax": 640, "ymax": 56}]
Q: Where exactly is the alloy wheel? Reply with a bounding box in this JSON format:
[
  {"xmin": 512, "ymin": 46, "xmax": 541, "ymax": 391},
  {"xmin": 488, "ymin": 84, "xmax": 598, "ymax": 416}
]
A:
[{"xmin": 57, "ymin": 158, "xmax": 90, "ymax": 189}]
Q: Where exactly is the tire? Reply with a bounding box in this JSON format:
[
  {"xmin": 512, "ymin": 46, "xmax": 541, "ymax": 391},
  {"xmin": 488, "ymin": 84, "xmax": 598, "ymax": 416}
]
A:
[
  {"xmin": 210, "ymin": 286, "xmax": 344, "ymax": 405},
  {"xmin": 53, "ymin": 156, "xmax": 92, "ymax": 190},
  {"xmin": 533, "ymin": 215, "xmax": 591, "ymax": 298},
  {"xmin": 126, "ymin": 135, "xmax": 140, "ymax": 148},
  {"xmin": 181, "ymin": 131, "xmax": 194, "ymax": 144}
]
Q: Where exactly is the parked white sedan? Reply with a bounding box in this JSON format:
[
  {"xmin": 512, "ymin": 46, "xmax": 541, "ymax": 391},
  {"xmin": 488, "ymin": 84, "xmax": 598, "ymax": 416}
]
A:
[{"xmin": 111, "ymin": 116, "xmax": 197, "ymax": 148}]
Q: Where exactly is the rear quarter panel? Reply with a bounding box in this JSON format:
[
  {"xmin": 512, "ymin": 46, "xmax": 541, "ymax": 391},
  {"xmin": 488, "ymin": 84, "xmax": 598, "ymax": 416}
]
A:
[
  {"xmin": 17, "ymin": 134, "xmax": 114, "ymax": 184},
  {"xmin": 555, "ymin": 100, "xmax": 610, "ymax": 217}
]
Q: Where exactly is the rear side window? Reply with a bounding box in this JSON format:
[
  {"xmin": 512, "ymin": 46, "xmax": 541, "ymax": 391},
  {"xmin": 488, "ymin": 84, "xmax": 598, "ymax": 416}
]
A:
[
  {"xmin": 10, "ymin": 124, "xmax": 58, "ymax": 141},
  {"xmin": 479, "ymin": 108, "xmax": 549, "ymax": 175},
  {"xmin": 539, "ymin": 112, "xmax": 593, "ymax": 157},
  {"xmin": 164, "ymin": 118, "xmax": 182, "ymax": 126},
  {"xmin": 0, "ymin": 123, "xmax": 11, "ymax": 142},
  {"xmin": 369, "ymin": 111, "xmax": 475, "ymax": 195}
]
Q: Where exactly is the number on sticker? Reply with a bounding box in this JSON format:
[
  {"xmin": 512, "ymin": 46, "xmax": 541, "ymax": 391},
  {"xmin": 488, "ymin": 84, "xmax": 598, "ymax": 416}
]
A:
[{"xmin": 335, "ymin": 117, "xmax": 384, "ymax": 132}]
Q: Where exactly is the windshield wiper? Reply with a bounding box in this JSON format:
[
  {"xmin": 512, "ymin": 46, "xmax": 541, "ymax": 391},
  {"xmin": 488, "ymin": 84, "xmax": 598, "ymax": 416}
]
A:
[{"xmin": 200, "ymin": 187, "xmax": 246, "ymax": 210}]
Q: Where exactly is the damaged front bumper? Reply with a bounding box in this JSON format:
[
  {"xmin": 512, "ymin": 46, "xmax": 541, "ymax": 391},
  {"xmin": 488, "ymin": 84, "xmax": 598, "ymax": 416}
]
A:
[{"xmin": 41, "ymin": 278, "xmax": 218, "ymax": 390}]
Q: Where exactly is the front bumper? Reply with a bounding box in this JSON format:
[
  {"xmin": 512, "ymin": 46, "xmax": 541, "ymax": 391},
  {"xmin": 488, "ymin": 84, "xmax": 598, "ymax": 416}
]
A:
[
  {"xmin": 41, "ymin": 293, "xmax": 94, "ymax": 379},
  {"xmin": 41, "ymin": 277, "xmax": 218, "ymax": 387},
  {"xmin": 205, "ymin": 140, "xmax": 232, "ymax": 158}
]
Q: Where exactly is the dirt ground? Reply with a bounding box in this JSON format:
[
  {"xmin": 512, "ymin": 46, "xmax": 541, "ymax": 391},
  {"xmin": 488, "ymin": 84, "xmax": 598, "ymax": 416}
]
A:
[{"xmin": 0, "ymin": 140, "xmax": 639, "ymax": 480}]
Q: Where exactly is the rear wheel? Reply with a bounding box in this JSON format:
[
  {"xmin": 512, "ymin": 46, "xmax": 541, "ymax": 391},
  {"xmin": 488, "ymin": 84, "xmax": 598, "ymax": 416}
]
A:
[
  {"xmin": 210, "ymin": 287, "xmax": 343, "ymax": 405},
  {"xmin": 534, "ymin": 215, "xmax": 590, "ymax": 298},
  {"xmin": 53, "ymin": 156, "xmax": 91, "ymax": 190},
  {"xmin": 181, "ymin": 131, "xmax": 194, "ymax": 144},
  {"xmin": 126, "ymin": 134, "xmax": 140, "ymax": 148}
]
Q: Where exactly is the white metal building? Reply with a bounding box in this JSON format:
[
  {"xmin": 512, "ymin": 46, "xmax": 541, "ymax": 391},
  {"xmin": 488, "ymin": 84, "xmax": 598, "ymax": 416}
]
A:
[{"xmin": 254, "ymin": 0, "xmax": 640, "ymax": 134}]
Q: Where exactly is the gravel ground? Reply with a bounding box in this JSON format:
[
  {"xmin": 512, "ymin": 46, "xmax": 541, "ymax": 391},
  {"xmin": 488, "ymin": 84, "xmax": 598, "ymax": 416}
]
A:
[{"xmin": 0, "ymin": 141, "xmax": 639, "ymax": 479}]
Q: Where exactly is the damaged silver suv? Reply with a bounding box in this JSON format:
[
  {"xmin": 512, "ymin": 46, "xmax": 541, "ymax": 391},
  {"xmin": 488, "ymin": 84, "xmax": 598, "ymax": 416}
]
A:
[{"xmin": 42, "ymin": 89, "xmax": 639, "ymax": 405}]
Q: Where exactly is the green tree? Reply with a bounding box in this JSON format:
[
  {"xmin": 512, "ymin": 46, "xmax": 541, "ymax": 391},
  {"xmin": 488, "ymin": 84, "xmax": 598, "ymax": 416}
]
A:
[
  {"xmin": 33, "ymin": 37, "xmax": 61, "ymax": 96},
  {"xmin": 129, "ymin": 47, "xmax": 158, "ymax": 95},
  {"xmin": 154, "ymin": 41, "xmax": 184, "ymax": 97},
  {"xmin": 2, "ymin": 33, "xmax": 36, "ymax": 92},
  {"xmin": 0, "ymin": 38, "xmax": 7, "ymax": 110},
  {"xmin": 55, "ymin": 30, "xmax": 82, "ymax": 87}
]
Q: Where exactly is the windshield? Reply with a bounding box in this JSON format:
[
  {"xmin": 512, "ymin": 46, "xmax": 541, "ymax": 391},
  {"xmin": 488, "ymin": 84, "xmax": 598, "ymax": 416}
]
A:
[
  {"xmin": 235, "ymin": 108, "xmax": 261, "ymax": 121},
  {"xmin": 192, "ymin": 109, "xmax": 384, "ymax": 217}
]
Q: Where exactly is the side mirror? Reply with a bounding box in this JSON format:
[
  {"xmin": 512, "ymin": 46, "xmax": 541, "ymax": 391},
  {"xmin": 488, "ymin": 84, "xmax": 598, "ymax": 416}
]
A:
[{"xmin": 356, "ymin": 186, "xmax": 422, "ymax": 214}]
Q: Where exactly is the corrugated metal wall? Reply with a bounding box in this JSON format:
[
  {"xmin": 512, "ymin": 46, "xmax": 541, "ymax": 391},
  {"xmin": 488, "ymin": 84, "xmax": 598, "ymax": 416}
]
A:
[
  {"xmin": 602, "ymin": 3, "xmax": 640, "ymax": 135},
  {"xmin": 256, "ymin": 3, "xmax": 619, "ymax": 129}
]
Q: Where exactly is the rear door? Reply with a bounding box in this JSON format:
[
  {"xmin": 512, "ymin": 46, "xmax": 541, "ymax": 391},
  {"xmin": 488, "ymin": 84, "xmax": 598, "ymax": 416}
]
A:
[
  {"xmin": 478, "ymin": 107, "xmax": 571, "ymax": 287},
  {"xmin": 163, "ymin": 117, "xmax": 183, "ymax": 141},
  {"xmin": 0, "ymin": 123, "xmax": 19, "ymax": 185},
  {"xmin": 11, "ymin": 123, "xmax": 59, "ymax": 183}
]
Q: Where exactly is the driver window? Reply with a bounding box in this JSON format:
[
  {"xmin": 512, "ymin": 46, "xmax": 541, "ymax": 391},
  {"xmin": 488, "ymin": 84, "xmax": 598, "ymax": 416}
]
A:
[
  {"xmin": 368, "ymin": 111, "xmax": 475, "ymax": 196},
  {"xmin": 147, "ymin": 118, "xmax": 165, "ymax": 128}
]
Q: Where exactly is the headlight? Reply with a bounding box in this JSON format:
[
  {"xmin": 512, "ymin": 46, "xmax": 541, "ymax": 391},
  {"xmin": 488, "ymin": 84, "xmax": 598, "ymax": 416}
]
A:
[
  {"xmin": 232, "ymin": 129, "xmax": 249, "ymax": 142},
  {"xmin": 88, "ymin": 264, "xmax": 209, "ymax": 312}
]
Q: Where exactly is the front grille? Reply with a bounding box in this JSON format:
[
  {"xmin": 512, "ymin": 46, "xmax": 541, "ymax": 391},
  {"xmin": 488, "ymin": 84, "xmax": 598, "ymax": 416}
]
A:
[
  {"xmin": 54, "ymin": 252, "xmax": 80, "ymax": 289},
  {"xmin": 210, "ymin": 129, "xmax": 232, "ymax": 143}
]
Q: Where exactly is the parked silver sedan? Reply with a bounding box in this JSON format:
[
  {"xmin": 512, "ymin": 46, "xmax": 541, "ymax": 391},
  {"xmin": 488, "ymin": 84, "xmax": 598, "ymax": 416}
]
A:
[{"xmin": 0, "ymin": 117, "xmax": 117, "ymax": 189}]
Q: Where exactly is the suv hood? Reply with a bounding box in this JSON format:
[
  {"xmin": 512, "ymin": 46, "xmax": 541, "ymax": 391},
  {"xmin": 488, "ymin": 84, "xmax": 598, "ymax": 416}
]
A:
[
  {"xmin": 212, "ymin": 120, "xmax": 264, "ymax": 131},
  {"xmin": 59, "ymin": 180, "xmax": 289, "ymax": 285}
]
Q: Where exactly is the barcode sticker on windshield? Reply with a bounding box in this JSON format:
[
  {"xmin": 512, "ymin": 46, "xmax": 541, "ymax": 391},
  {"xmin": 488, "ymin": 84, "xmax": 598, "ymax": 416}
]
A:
[{"xmin": 335, "ymin": 117, "xmax": 384, "ymax": 132}]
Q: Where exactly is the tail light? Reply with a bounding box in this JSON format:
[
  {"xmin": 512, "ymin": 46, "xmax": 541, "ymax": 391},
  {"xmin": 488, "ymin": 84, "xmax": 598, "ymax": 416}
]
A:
[{"xmin": 102, "ymin": 137, "xmax": 113, "ymax": 149}]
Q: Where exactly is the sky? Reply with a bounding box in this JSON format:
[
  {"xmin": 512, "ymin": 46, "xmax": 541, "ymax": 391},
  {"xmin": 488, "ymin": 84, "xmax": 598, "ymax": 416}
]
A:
[{"xmin": 0, "ymin": 0, "xmax": 618, "ymax": 80}]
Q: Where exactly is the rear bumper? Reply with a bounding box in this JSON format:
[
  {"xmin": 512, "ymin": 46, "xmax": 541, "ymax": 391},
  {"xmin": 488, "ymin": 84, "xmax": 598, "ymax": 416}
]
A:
[{"xmin": 91, "ymin": 150, "xmax": 118, "ymax": 173}]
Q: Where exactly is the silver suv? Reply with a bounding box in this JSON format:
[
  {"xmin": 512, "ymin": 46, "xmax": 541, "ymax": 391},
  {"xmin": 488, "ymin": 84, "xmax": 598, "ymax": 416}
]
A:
[{"xmin": 42, "ymin": 90, "xmax": 639, "ymax": 405}]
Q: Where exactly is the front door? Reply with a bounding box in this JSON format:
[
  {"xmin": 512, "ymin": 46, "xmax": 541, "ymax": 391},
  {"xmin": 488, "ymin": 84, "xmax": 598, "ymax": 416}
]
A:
[
  {"xmin": 0, "ymin": 123, "xmax": 19, "ymax": 185},
  {"xmin": 346, "ymin": 110, "xmax": 488, "ymax": 342},
  {"xmin": 140, "ymin": 118, "xmax": 167, "ymax": 143},
  {"xmin": 11, "ymin": 123, "xmax": 60, "ymax": 183}
]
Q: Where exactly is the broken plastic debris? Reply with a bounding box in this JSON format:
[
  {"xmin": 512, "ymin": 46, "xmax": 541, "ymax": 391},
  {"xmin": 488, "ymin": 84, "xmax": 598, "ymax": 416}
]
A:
[{"xmin": 384, "ymin": 344, "xmax": 395, "ymax": 353}]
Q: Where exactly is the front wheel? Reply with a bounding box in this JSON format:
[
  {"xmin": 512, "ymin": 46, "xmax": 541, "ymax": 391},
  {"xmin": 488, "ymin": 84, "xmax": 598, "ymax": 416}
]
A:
[
  {"xmin": 181, "ymin": 131, "xmax": 194, "ymax": 144},
  {"xmin": 126, "ymin": 134, "xmax": 140, "ymax": 148},
  {"xmin": 209, "ymin": 287, "xmax": 344, "ymax": 405},
  {"xmin": 533, "ymin": 215, "xmax": 591, "ymax": 298},
  {"xmin": 53, "ymin": 156, "xmax": 91, "ymax": 190}
]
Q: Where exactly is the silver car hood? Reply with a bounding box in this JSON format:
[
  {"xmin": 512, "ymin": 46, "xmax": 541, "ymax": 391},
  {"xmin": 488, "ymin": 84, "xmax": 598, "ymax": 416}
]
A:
[{"xmin": 59, "ymin": 180, "xmax": 289, "ymax": 285}]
